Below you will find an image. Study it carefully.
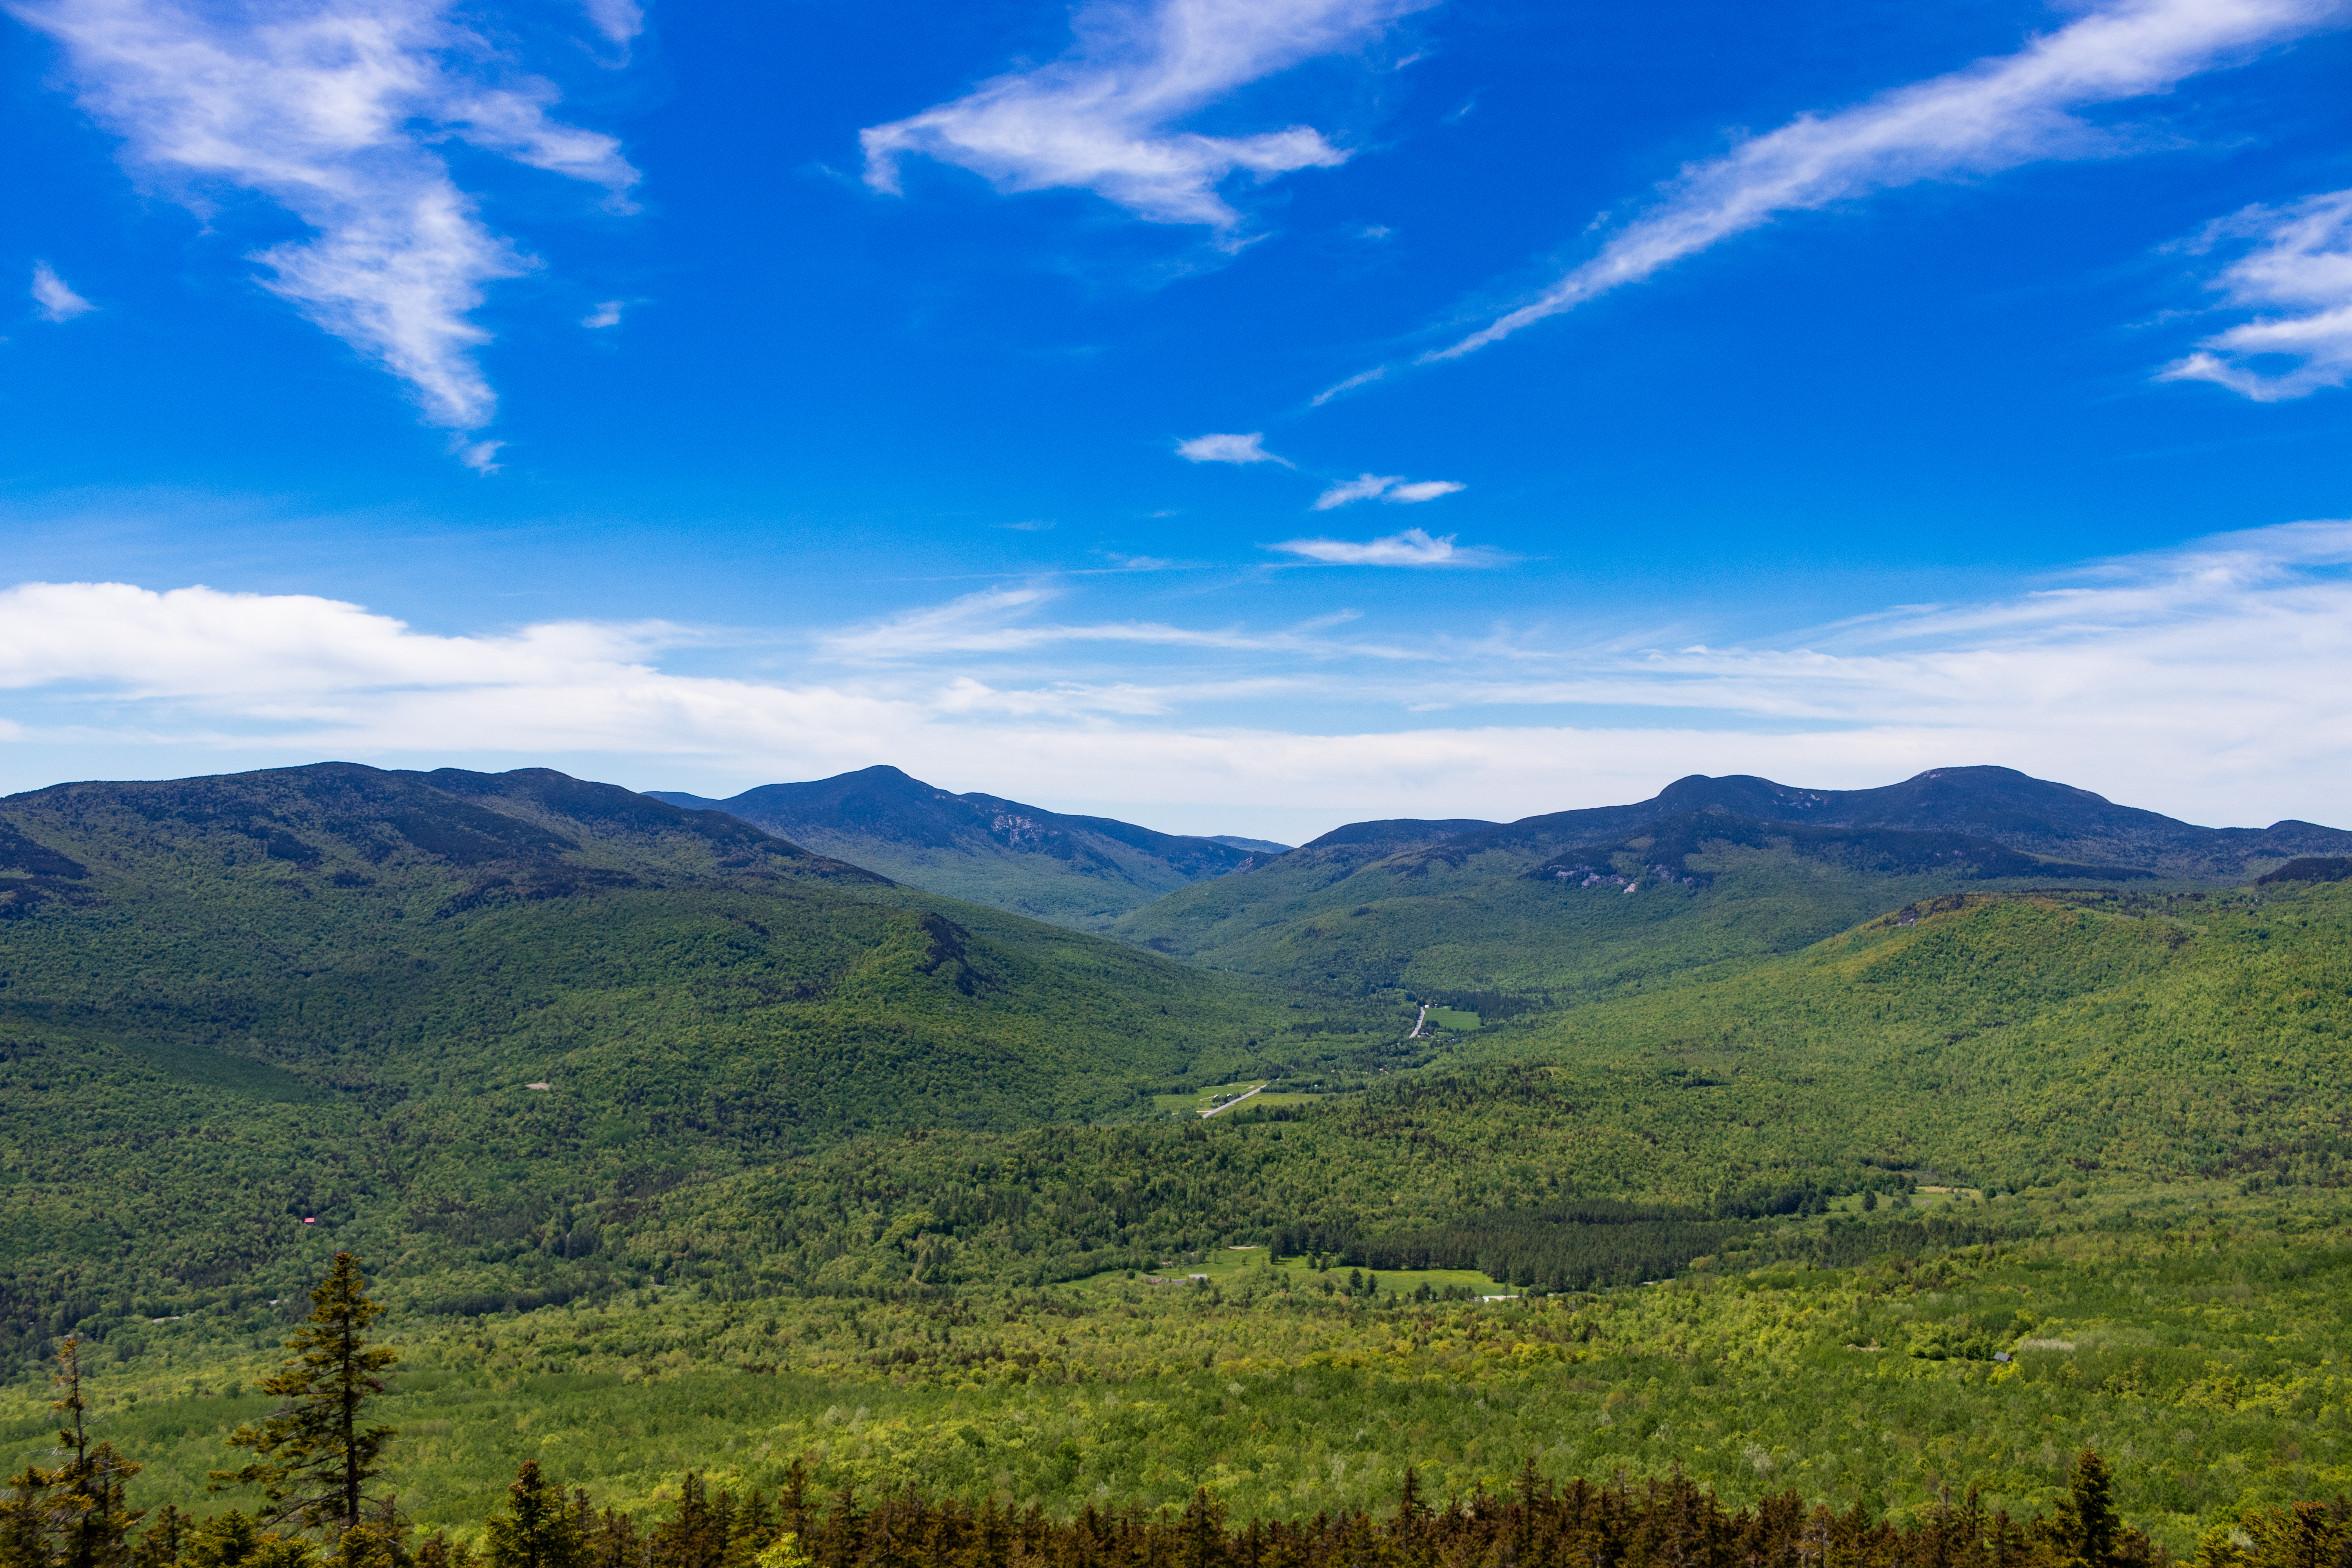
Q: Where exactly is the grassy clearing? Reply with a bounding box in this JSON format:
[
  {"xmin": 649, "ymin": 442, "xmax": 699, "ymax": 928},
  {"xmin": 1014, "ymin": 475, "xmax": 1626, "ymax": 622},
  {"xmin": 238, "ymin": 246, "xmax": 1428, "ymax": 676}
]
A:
[
  {"xmin": 1425, "ymin": 1008, "xmax": 1482, "ymax": 1032},
  {"xmin": 1060, "ymin": 1247, "xmax": 1507, "ymax": 1296},
  {"xmin": 1149, "ymin": 1082, "xmax": 1269, "ymax": 1117}
]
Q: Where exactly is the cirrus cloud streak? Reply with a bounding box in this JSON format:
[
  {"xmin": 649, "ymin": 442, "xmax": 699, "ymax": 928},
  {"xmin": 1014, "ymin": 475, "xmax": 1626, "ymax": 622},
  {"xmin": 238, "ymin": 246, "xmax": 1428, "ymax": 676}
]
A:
[
  {"xmin": 2161, "ymin": 187, "xmax": 2352, "ymax": 400},
  {"xmin": 14, "ymin": 0, "xmax": 639, "ymax": 438},
  {"xmin": 860, "ymin": 0, "xmax": 1434, "ymax": 228},
  {"xmin": 1432, "ymin": 0, "xmax": 2350, "ymax": 361},
  {"xmin": 1270, "ymin": 527, "xmax": 1494, "ymax": 565}
]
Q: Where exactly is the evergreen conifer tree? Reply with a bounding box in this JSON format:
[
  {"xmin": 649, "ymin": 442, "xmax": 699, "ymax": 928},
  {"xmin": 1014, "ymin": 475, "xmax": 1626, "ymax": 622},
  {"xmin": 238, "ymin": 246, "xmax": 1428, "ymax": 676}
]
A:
[
  {"xmin": 49, "ymin": 1339, "xmax": 144, "ymax": 1568},
  {"xmin": 1, "ymin": 1340, "xmax": 146, "ymax": 1568},
  {"xmin": 2068, "ymin": 1448, "xmax": 2123, "ymax": 1568},
  {"xmin": 483, "ymin": 1466, "xmax": 582, "ymax": 1568},
  {"xmin": 131, "ymin": 1509, "xmax": 192, "ymax": 1568},
  {"xmin": 1, "ymin": 1461, "xmax": 58, "ymax": 1568},
  {"xmin": 212, "ymin": 1256, "xmax": 399, "ymax": 1538},
  {"xmin": 178, "ymin": 1511, "xmax": 316, "ymax": 1568}
]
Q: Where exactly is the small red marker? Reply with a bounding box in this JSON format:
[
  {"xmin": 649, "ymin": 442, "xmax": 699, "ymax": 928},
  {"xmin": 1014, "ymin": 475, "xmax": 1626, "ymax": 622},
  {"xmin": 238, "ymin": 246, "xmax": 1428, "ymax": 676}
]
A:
[{"xmin": 303, "ymin": 1217, "xmax": 317, "ymax": 1224}]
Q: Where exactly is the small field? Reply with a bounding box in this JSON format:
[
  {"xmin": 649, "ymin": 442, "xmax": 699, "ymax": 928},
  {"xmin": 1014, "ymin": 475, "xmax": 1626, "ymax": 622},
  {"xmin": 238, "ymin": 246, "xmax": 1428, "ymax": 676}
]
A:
[
  {"xmin": 1425, "ymin": 1007, "xmax": 1481, "ymax": 1032},
  {"xmin": 1062, "ymin": 1244, "xmax": 1508, "ymax": 1296},
  {"xmin": 1149, "ymin": 1080, "xmax": 1268, "ymax": 1116}
]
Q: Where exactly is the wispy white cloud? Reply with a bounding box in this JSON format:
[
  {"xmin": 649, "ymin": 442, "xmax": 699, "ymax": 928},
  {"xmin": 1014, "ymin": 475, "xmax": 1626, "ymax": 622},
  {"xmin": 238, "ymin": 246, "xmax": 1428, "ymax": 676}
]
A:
[
  {"xmin": 1310, "ymin": 473, "xmax": 1464, "ymax": 508},
  {"xmin": 1177, "ymin": 431, "xmax": 1291, "ymax": 465},
  {"xmin": 581, "ymin": 300, "xmax": 624, "ymax": 329},
  {"xmin": 2160, "ymin": 187, "xmax": 2352, "ymax": 400},
  {"xmin": 7, "ymin": 521, "xmax": 2352, "ymax": 833},
  {"xmin": 859, "ymin": 0, "xmax": 1432, "ymax": 228},
  {"xmin": 15, "ymin": 0, "xmax": 639, "ymax": 438},
  {"xmin": 1271, "ymin": 526, "xmax": 1490, "ymax": 564},
  {"xmin": 817, "ymin": 584, "xmax": 1400, "ymax": 662},
  {"xmin": 454, "ymin": 438, "xmax": 505, "ymax": 474},
  {"xmin": 1310, "ymin": 365, "xmax": 1385, "ymax": 405},
  {"xmin": 30, "ymin": 262, "xmax": 95, "ymax": 321},
  {"xmin": 578, "ymin": 0, "xmax": 641, "ymax": 49},
  {"xmin": 1432, "ymin": 0, "xmax": 2350, "ymax": 361},
  {"xmin": 1310, "ymin": 474, "xmax": 1394, "ymax": 509}
]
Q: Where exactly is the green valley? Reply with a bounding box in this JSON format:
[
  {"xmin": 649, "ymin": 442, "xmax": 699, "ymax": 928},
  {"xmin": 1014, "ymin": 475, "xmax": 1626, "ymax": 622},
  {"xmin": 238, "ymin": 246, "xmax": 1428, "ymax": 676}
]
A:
[{"xmin": 5, "ymin": 760, "xmax": 2352, "ymax": 1568}]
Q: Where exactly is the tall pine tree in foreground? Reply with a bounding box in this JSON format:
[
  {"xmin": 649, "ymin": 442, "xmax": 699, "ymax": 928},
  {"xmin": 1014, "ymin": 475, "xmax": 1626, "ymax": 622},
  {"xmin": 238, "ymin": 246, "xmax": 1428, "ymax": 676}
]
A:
[
  {"xmin": 52, "ymin": 1338, "xmax": 144, "ymax": 1568},
  {"xmin": 212, "ymin": 1255, "xmax": 398, "ymax": 1539},
  {"xmin": 0, "ymin": 1339, "xmax": 146, "ymax": 1568}
]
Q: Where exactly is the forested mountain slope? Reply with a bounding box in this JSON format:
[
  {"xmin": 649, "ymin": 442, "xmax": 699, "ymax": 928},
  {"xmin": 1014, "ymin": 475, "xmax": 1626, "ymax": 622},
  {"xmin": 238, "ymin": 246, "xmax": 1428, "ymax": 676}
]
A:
[
  {"xmin": 1660, "ymin": 764, "xmax": 2352, "ymax": 875},
  {"xmin": 654, "ymin": 878, "xmax": 2352, "ymax": 1296},
  {"xmin": 0, "ymin": 763, "xmax": 1341, "ymax": 1368},
  {"xmin": 1110, "ymin": 766, "xmax": 2350, "ymax": 1002},
  {"xmin": 17, "ymin": 880, "xmax": 2352, "ymax": 1548},
  {"xmin": 649, "ymin": 766, "xmax": 1278, "ymax": 929}
]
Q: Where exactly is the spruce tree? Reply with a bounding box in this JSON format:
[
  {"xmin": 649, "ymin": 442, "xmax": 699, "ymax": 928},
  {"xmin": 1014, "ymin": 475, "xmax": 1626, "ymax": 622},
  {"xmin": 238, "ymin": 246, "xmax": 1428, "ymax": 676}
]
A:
[
  {"xmin": 482, "ymin": 1465, "xmax": 582, "ymax": 1568},
  {"xmin": 212, "ymin": 1255, "xmax": 399, "ymax": 1537},
  {"xmin": 2068, "ymin": 1448, "xmax": 2122, "ymax": 1568},
  {"xmin": 130, "ymin": 1509, "xmax": 191, "ymax": 1568},
  {"xmin": 0, "ymin": 1461, "xmax": 58, "ymax": 1568},
  {"xmin": 1, "ymin": 1340, "xmax": 145, "ymax": 1568},
  {"xmin": 178, "ymin": 1511, "xmax": 318, "ymax": 1568},
  {"xmin": 50, "ymin": 1339, "xmax": 145, "ymax": 1568}
]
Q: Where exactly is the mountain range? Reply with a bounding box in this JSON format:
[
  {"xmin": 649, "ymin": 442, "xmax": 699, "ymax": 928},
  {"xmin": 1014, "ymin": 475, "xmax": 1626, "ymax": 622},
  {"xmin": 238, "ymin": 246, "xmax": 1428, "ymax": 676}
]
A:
[
  {"xmin": 5, "ymin": 755, "xmax": 2348, "ymax": 1366},
  {"xmin": 652, "ymin": 763, "xmax": 2352, "ymax": 1005},
  {"xmin": 649, "ymin": 765, "xmax": 1288, "ymax": 929},
  {"xmin": 0, "ymin": 759, "xmax": 1363, "ymax": 1367},
  {"xmin": 9, "ymin": 755, "xmax": 2352, "ymax": 1540}
]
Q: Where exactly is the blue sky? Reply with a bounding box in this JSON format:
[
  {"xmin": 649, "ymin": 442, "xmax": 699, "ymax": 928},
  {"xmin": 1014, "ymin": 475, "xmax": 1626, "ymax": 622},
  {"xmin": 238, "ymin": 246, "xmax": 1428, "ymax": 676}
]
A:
[{"xmin": 4, "ymin": 0, "xmax": 2350, "ymax": 840}]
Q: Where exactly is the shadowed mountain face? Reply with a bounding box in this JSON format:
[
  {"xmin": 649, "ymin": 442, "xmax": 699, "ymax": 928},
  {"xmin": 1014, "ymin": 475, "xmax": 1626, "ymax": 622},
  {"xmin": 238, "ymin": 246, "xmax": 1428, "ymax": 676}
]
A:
[
  {"xmin": 1109, "ymin": 766, "xmax": 2352, "ymax": 1004},
  {"xmin": 649, "ymin": 766, "xmax": 1285, "ymax": 930}
]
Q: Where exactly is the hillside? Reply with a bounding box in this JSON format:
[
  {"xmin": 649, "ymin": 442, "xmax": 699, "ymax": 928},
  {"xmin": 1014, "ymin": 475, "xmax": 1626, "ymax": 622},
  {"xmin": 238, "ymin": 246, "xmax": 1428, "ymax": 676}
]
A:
[
  {"xmin": 1109, "ymin": 766, "xmax": 2352, "ymax": 1003},
  {"xmin": 649, "ymin": 766, "xmax": 1281, "ymax": 929},
  {"xmin": 21, "ymin": 877, "xmax": 2352, "ymax": 1552},
  {"xmin": 659, "ymin": 877, "xmax": 2352, "ymax": 1296},
  {"xmin": 0, "ymin": 762, "xmax": 1352, "ymax": 1373}
]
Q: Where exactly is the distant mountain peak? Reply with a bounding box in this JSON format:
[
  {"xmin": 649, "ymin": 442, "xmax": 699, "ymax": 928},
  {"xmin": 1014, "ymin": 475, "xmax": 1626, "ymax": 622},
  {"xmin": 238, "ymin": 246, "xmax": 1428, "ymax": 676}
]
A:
[{"xmin": 647, "ymin": 767, "xmax": 1274, "ymax": 930}]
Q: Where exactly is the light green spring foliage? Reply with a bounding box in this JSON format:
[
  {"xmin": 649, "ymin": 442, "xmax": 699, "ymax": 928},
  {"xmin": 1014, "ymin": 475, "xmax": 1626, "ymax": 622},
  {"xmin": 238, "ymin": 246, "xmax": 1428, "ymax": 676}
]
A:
[
  {"xmin": 6, "ymin": 795, "xmax": 2351, "ymax": 1564},
  {"xmin": 8, "ymin": 878, "xmax": 2347, "ymax": 1362},
  {"xmin": 12, "ymin": 1196, "xmax": 2352, "ymax": 1560},
  {"xmin": 608, "ymin": 885, "xmax": 2352, "ymax": 1301}
]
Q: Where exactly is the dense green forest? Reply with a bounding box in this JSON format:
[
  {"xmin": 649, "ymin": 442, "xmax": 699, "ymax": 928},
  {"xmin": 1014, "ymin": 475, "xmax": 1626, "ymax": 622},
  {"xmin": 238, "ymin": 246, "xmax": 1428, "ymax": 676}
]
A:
[
  {"xmin": 0, "ymin": 765, "xmax": 1388, "ymax": 1370},
  {"xmin": 26, "ymin": 1253, "xmax": 2308, "ymax": 1568},
  {"xmin": 1105, "ymin": 767, "xmax": 2350, "ymax": 1003},
  {"xmin": 7, "ymin": 763, "xmax": 2352, "ymax": 1568},
  {"xmin": 9, "ymin": 1199, "xmax": 2352, "ymax": 1559}
]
